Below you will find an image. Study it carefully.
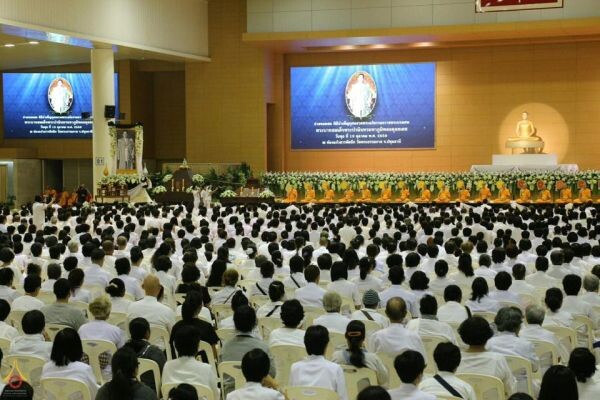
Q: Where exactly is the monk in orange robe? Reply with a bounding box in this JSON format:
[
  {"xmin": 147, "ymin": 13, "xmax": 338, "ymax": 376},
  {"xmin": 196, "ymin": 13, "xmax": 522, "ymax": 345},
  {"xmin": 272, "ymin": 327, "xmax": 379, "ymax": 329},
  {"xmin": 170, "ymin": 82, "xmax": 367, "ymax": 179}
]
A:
[
  {"xmin": 320, "ymin": 184, "xmax": 335, "ymax": 202},
  {"xmin": 358, "ymin": 187, "xmax": 372, "ymax": 202},
  {"xmin": 396, "ymin": 188, "xmax": 410, "ymax": 203},
  {"xmin": 494, "ymin": 186, "xmax": 512, "ymax": 203},
  {"xmin": 415, "ymin": 188, "xmax": 432, "ymax": 203},
  {"xmin": 536, "ymin": 189, "xmax": 552, "ymax": 203},
  {"xmin": 283, "ymin": 187, "xmax": 298, "ymax": 203},
  {"xmin": 555, "ymin": 188, "xmax": 573, "ymax": 204},
  {"xmin": 478, "ymin": 185, "xmax": 492, "ymax": 202},
  {"xmin": 435, "ymin": 187, "xmax": 452, "ymax": 203},
  {"xmin": 377, "ymin": 186, "xmax": 392, "ymax": 203},
  {"xmin": 516, "ymin": 186, "xmax": 532, "ymax": 204},
  {"xmin": 574, "ymin": 184, "xmax": 592, "ymax": 204},
  {"xmin": 58, "ymin": 191, "xmax": 70, "ymax": 207},
  {"xmin": 303, "ymin": 185, "xmax": 316, "ymax": 202},
  {"xmin": 458, "ymin": 189, "xmax": 471, "ymax": 202},
  {"xmin": 340, "ymin": 189, "xmax": 355, "ymax": 203}
]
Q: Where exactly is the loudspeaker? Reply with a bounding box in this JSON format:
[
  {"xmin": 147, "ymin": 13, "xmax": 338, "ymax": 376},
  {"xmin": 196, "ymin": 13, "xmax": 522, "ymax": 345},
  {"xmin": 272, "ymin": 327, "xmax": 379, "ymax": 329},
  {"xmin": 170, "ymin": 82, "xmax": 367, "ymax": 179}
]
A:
[{"xmin": 104, "ymin": 105, "xmax": 116, "ymax": 118}]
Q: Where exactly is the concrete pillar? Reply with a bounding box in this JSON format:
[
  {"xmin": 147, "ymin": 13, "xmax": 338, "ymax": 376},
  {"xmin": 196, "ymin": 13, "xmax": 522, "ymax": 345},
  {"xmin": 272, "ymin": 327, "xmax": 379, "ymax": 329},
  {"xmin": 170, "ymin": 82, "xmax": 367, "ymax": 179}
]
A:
[{"xmin": 91, "ymin": 48, "xmax": 115, "ymax": 195}]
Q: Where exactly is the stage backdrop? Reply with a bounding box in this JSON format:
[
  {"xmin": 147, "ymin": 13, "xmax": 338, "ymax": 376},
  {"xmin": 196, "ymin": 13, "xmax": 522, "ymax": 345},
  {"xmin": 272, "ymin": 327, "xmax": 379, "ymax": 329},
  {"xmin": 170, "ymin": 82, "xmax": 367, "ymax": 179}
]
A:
[
  {"xmin": 2, "ymin": 72, "xmax": 118, "ymax": 139},
  {"xmin": 290, "ymin": 63, "xmax": 435, "ymax": 150}
]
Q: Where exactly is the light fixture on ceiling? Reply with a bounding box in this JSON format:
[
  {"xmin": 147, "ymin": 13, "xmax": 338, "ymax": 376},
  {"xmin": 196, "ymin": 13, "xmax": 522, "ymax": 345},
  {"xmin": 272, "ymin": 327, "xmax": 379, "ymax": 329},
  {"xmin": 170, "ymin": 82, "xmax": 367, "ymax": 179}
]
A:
[
  {"xmin": 4, "ymin": 43, "xmax": 15, "ymax": 48},
  {"xmin": 28, "ymin": 41, "xmax": 39, "ymax": 45},
  {"xmin": 413, "ymin": 42, "xmax": 435, "ymax": 48}
]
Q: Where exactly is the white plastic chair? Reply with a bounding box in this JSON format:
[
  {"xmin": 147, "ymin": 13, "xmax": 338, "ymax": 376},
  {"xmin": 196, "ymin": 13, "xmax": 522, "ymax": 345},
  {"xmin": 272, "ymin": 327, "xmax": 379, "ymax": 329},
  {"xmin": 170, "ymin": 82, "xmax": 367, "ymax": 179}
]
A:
[
  {"xmin": 340, "ymin": 296, "xmax": 356, "ymax": 314},
  {"xmin": 82, "ymin": 339, "xmax": 117, "ymax": 384},
  {"xmin": 0, "ymin": 337, "xmax": 11, "ymax": 354},
  {"xmin": 250, "ymin": 295, "xmax": 270, "ymax": 308},
  {"xmin": 137, "ymin": 358, "xmax": 161, "ymax": 397},
  {"xmin": 199, "ymin": 340, "xmax": 218, "ymax": 371},
  {"xmin": 45, "ymin": 323, "xmax": 70, "ymax": 340},
  {"xmin": 456, "ymin": 373, "xmax": 505, "ymax": 400},
  {"xmin": 149, "ymin": 324, "xmax": 173, "ymax": 360},
  {"xmin": 270, "ymin": 344, "xmax": 307, "ymax": 387},
  {"xmin": 216, "ymin": 328, "xmax": 236, "ymax": 342},
  {"xmin": 37, "ymin": 291, "xmax": 56, "ymax": 304},
  {"xmin": 472, "ymin": 311, "xmax": 496, "ymax": 323},
  {"xmin": 211, "ymin": 303, "xmax": 233, "ymax": 323},
  {"xmin": 573, "ymin": 315, "xmax": 594, "ymax": 350},
  {"xmin": 420, "ymin": 334, "xmax": 448, "ymax": 374},
  {"xmin": 107, "ymin": 311, "xmax": 128, "ymax": 329},
  {"xmin": 545, "ymin": 325, "xmax": 577, "ymax": 353},
  {"xmin": 41, "ymin": 377, "xmax": 91, "ymax": 400},
  {"xmin": 258, "ymin": 317, "xmax": 281, "ymax": 341},
  {"xmin": 161, "ymin": 382, "xmax": 214, "ymax": 400},
  {"xmin": 5, "ymin": 355, "xmax": 46, "ymax": 393},
  {"xmin": 505, "ymin": 355, "xmax": 534, "ymax": 396},
  {"xmin": 302, "ymin": 306, "xmax": 325, "ymax": 328},
  {"xmin": 286, "ymin": 386, "xmax": 339, "ymax": 400},
  {"xmin": 530, "ymin": 339, "xmax": 559, "ymax": 379},
  {"xmin": 376, "ymin": 352, "xmax": 400, "ymax": 389},
  {"xmin": 217, "ymin": 361, "xmax": 246, "ymax": 392},
  {"xmin": 325, "ymin": 331, "xmax": 347, "ymax": 359},
  {"xmin": 341, "ymin": 365, "xmax": 377, "ymax": 400},
  {"xmin": 7, "ymin": 310, "xmax": 26, "ymax": 334}
]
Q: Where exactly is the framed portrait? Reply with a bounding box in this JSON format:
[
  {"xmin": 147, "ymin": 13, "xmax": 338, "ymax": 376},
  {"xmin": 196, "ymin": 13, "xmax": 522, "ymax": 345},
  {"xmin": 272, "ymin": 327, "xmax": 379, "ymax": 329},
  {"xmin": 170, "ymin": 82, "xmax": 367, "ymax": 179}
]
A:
[
  {"xmin": 116, "ymin": 129, "xmax": 137, "ymax": 173},
  {"xmin": 108, "ymin": 124, "xmax": 144, "ymax": 176},
  {"xmin": 476, "ymin": 0, "xmax": 563, "ymax": 12}
]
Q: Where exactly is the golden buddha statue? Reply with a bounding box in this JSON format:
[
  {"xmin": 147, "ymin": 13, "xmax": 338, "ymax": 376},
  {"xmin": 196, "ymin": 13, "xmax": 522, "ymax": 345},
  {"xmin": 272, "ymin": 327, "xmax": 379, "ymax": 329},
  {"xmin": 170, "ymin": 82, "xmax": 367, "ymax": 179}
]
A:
[
  {"xmin": 377, "ymin": 185, "xmax": 392, "ymax": 203},
  {"xmin": 556, "ymin": 187, "xmax": 573, "ymax": 204},
  {"xmin": 478, "ymin": 185, "xmax": 492, "ymax": 202},
  {"xmin": 358, "ymin": 187, "xmax": 372, "ymax": 202},
  {"xmin": 574, "ymin": 183, "xmax": 592, "ymax": 204},
  {"xmin": 435, "ymin": 186, "xmax": 452, "ymax": 203},
  {"xmin": 320, "ymin": 183, "xmax": 335, "ymax": 202},
  {"xmin": 340, "ymin": 189, "xmax": 355, "ymax": 203},
  {"xmin": 283, "ymin": 187, "xmax": 298, "ymax": 203},
  {"xmin": 396, "ymin": 188, "xmax": 410, "ymax": 203},
  {"xmin": 516, "ymin": 186, "xmax": 532, "ymax": 204},
  {"xmin": 303, "ymin": 184, "xmax": 316, "ymax": 202},
  {"xmin": 415, "ymin": 188, "xmax": 432, "ymax": 203},
  {"xmin": 458, "ymin": 188, "xmax": 471, "ymax": 203},
  {"xmin": 506, "ymin": 112, "xmax": 543, "ymax": 154}
]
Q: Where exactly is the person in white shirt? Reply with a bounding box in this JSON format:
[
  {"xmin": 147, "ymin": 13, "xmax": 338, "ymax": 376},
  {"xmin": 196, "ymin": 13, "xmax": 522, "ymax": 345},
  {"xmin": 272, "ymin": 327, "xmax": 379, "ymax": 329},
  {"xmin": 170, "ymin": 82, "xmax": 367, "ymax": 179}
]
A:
[
  {"xmin": 456, "ymin": 316, "xmax": 517, "ymax": 397},
  {"xmin": 543, "ymin": 288, "xmax": 574, "ymax": 329},
  {"xmin": 419, "ymin": 342, "xmax": 476, "ymax": 400},
  {"xmin": 388, "ymin": 350, "xmax": 436, "ymax": 400},
  {"xmin": 289, "ymin": 325, "xmax": 348, "ymax": 400},
  {"xmin": 313, "ymin": 291, "xmax": 351, "ymax": 334},
  {"xmin": 114, "ymin": 258, "xmax": 144, "ymax": 300},
  {"xmin": 486, "ymin": 307, "xmax": 540, "ymax": 392},
  {"xmin": 9, "ymin": 309, "xmax": 53, "ymax": 360},
  {"xmin": 269, "ymin": 299, "xmax": 305, "ymax": 347},
  {"xmin": 211, "ymin": 269, "xmax": 244, "ymax": 305},
  {"xmin": 248, "ymin": 261, "xmax": 275, "ymax": 298},
  {"xmin": 328, "ymin": 262, "xmax": 362, "ymax": 309},
  {"xmin": 352, "ymin": 258, "xmax": 383, "ymax": 293},
  {"xmin": 257, "ymin": 281, "xmax": 285, "ymax": 320},
  {"xmin": 465, "ymin": 277, "xmax": 501, "ymax": 313},
  {"xmin": 41, "ymin": 264, "xmax": 62, "ymax": 292},
  {"xmin": 331, "ymin": 320, "xmax": 388, "ymax": 386},
  {"xmin": 154, "ymin": 255, "xmax": 177, "ymax": 299},
  {"xmin": 11, "ymin": 275, "xmax": 44, "ymax": 311},
  {"xmin": 474, "ymin": 254, "xmax": 497, "ymax": 279},
  {"xmin": 526, "ymin": 257, "xmax": 559, "ymax": 288},
  {"xmin": 129, "ymin": 247, "xmax": 149, "ymax": 283},
  {"xmin": 520, "ymin": 304, "xmax": 569, "ymax": 366},
  {"xmin": 488, "ymin": 271, "xmax": 523, "ymax": 306},
  {"xmin": 226, "ymin": 348, "xmax": 285, "ymax": 400},
  {"xmin": 510, "ymin": 264, "xmax": 536, "ymax": 298},
  {"xmin": 581, "ymin": 274, "xmax": 600, "ymax": 307},
  {"xmin": 105, "ymin": 278, "xmax": 133, "ymax": 314},
  {"xmin": 162, "ymin": 325, "xmax": 219, "ymax": 397},
  {"xmin": 429, "ymin": 260, "xmax": 456, "ymax": 296},
  {"xmin": 294, "ymin": 265, "xmax": 326, "ymax": 308},
  {"xmin": 569, "ymin": 347, "xmax": 600, "ymax": 400},
  {"xmin": 351, "ymin": 289, "xmax": 389, "ymax": 328},
  {"xmin": 0, "ymin": 299, "xmax": 19, "ymax": 340},
  {"xmin": 282, "ymin": 255, "xmax": 307, "ymax": 290},
  {"xmin": 437, "ymin": 285, "xmax": 470, "ymax": 325},
  {"xmin": 68, "ymin": 268, "xmax": 91, "ymax": 303},
  {"xmin": 83, "ymin": 248, "xmax": 112, "ymax": 288},
  {"xmin": 78, "ymin": 295, "xmax": 126, "ymax": 381},
  {"xmin": 0, "ymin": 268, "xmax": 21, "ymax": 304},
  {"xmin": 379, "ymin": 266, "xmax": 418, "ymax": 318},
  {"xmin": 406, "ymin": 295, "xmax": 457, "ymax": 344},
  {"xmin": 562, "ymin": 274, "xmax": 596, "ymax": 324},
  {"xmin": 367, "ymin": 297, "xmax": 426, "ymax": 359},
  {"xmin": 127, "ymin": 275, "xmax": 176, "ymax": 333},
  {"xmin": 41, "ymin": 327, "xmax": 99, "ymax": 399}
]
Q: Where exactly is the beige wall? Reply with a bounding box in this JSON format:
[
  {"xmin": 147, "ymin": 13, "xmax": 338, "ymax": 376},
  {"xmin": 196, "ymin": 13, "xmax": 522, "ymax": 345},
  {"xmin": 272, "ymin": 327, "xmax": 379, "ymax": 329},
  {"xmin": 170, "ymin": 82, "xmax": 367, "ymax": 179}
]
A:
[
  {"xmin": 247, "ymin": 0, "xmax": 600, "ymax": 32},
  {"xmin": 271, "ymin": 41, "xmax": 600, "ymax": 172},
  {"xmin": 186, "ymin": 0, "xmax": 268, "ymax": 171}
]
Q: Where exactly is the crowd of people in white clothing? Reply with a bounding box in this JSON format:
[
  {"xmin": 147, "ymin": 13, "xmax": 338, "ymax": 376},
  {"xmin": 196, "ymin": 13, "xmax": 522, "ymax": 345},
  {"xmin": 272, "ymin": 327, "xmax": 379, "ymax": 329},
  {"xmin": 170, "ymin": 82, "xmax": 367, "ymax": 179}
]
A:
[{"xmin": 0, "ymin": 200, "xmax": 598, "ymax": 400}]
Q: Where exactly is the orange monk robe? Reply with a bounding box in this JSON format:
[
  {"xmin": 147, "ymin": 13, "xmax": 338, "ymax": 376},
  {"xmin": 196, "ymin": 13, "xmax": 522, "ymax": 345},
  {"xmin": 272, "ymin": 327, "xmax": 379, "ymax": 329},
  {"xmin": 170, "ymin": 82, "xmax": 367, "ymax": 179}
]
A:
[
  {"xmin": 536, "ymin": 189, "xmax": 552, "ymax": 203},
  {"xmin": 303, "ymin": 188, "xmax": 316, "ymax": 202},
  {"xmin": 574, "ymin": 188, "xmax": 592, "ymax": 204},
  {"xmin": 340, "ymin": 189, "xmax": 355, "ymax": 203},
  {"xmin": 458, "ymin": 189, "xmax": 470, "ymax": 202},
  {"xmin": 516, "ymin": 188, "xmax": 531, "ymax": 203},
  {"xmin": 283, "ymin": 188, "xmax": 298, "ymax": 203},
  {"xmin": 377, "ymin": 188, "xmax": 392, "ymax": 203},
  {"xmin": 58, "ymin": 191, "xmax": 70, "ymax": 207},
  {"xmin": 68, "ymin": 193, "xmax": 78, "ymax": 206},
  {"xmin": 396, "ymin": 188, "xmax": 410, "ymax": 203},
  {"xmin": 358, "ymin": 188, "xmax": 372, "ymax": 202},
  {"xmin": 435, "ymin": 189, "xmax": 452, "ymax": 203},
  {"xmin": 478, "ymin": 187, "xmax": 492, "ymax": 202},
  {"xmin": 320, "ymin": 189, "xmax": 335, "ymax": 203},
  {"xmin": 415, "ymin": 189, "xmax": 431, "ymax": 202},
  {"xmin": 556, "ymin": 188, "xmax": 573, "ymax": 204},
  {"xmin": 494, "ymin": 187, "xmax": 512, "ymax": 203}
]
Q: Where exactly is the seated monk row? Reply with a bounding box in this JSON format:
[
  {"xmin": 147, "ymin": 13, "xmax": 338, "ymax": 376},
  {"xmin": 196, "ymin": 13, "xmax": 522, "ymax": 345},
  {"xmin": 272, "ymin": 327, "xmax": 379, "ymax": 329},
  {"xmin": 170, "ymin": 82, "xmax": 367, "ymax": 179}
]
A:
[{"xmin": 283, "ymin": 184, "xmax": 597, "ymax": 203}]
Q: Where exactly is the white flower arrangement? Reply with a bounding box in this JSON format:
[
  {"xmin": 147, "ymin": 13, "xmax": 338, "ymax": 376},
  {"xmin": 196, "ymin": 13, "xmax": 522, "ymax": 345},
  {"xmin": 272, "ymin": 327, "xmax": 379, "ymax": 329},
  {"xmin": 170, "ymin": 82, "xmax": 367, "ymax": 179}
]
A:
[
  {"xmin": 185, "ymin": 187, "xmax": 196, "ymax": 194},
  {"xmin": 162, "ymin": 174, "xmax": 173, "ymax": 183},
  {"xmin": 152, "ymin": 185, "xmax": 167, "ymax": 194},
  {"xmin": 220, "ymin": 189, "xmax": 238, "ymax": 198},
  {"xmin": 192, "ymin": 174, "xmax": 205, "ymax": 185},
  {"xmin": 258, "ymin": 189, "xmax": 275, "ymax": 198},
  {"xmin": 99, "ymin": 174, "xmax": 141, "ymax": 186}
]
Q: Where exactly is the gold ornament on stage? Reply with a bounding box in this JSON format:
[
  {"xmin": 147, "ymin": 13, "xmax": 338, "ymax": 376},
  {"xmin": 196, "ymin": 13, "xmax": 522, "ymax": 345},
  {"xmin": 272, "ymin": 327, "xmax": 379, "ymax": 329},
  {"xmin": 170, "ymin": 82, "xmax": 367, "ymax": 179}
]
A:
[
  {"xmin": 506, "ymin": 111, "xmax": 544, "ymax": 154},
  {"xmin": 102, "ymin": 166, "xmax": 109, "ymax": 177}
]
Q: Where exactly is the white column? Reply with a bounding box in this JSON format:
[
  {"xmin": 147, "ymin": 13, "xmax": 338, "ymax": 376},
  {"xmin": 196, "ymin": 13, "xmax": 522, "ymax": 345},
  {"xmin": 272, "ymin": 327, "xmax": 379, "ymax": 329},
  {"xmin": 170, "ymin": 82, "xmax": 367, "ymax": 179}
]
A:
[{"xmin": 91, "ymin": 48, "xmax": 115, "ymax": 195}]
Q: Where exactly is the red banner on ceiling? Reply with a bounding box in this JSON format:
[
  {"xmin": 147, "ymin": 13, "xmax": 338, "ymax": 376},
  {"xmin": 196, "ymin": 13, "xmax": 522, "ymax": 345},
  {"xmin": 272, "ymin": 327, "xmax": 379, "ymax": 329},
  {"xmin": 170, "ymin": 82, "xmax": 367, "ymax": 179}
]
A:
[{"xmin": 476, "ymin": 0, "xmax": 564, "ymax": 12}]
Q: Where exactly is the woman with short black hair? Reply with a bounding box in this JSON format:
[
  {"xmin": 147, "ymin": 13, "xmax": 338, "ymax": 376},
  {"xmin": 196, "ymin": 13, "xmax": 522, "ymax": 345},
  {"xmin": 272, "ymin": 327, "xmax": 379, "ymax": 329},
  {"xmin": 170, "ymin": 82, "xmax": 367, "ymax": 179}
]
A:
[{"xmin": 96, "ymin": 347, "xmax": 157, "ymax": 400}]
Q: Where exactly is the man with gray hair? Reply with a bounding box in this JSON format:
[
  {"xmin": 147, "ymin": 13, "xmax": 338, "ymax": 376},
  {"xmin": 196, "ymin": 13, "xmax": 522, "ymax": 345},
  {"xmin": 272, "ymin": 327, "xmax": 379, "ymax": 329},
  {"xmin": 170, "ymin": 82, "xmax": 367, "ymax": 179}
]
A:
[
  {"xmin": 485, "ymin": 307, "xmax": 539, "ymax": 391},
  {"xmin": 313, "ymin": 291, "xmax": 350, "ymax": 333},
  {"xmin": 581, "ymin": 274, "xmax": 600, "ymax": 307},
  {"xmin": 519, "ymin": 304, "xmax": 569, "ymax": 365},
  {"xmin": 67, "ymin": 240, "xmax": 83, "ymax": 262}
]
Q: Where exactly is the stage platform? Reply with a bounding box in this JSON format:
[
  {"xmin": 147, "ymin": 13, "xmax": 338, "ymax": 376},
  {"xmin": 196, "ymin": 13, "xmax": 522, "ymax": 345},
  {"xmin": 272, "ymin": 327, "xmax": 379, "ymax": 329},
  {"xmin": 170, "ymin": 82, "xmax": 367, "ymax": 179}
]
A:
[{"xmin": 471, "ymin": 154, "xmax": 578, "ymax": 173}]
